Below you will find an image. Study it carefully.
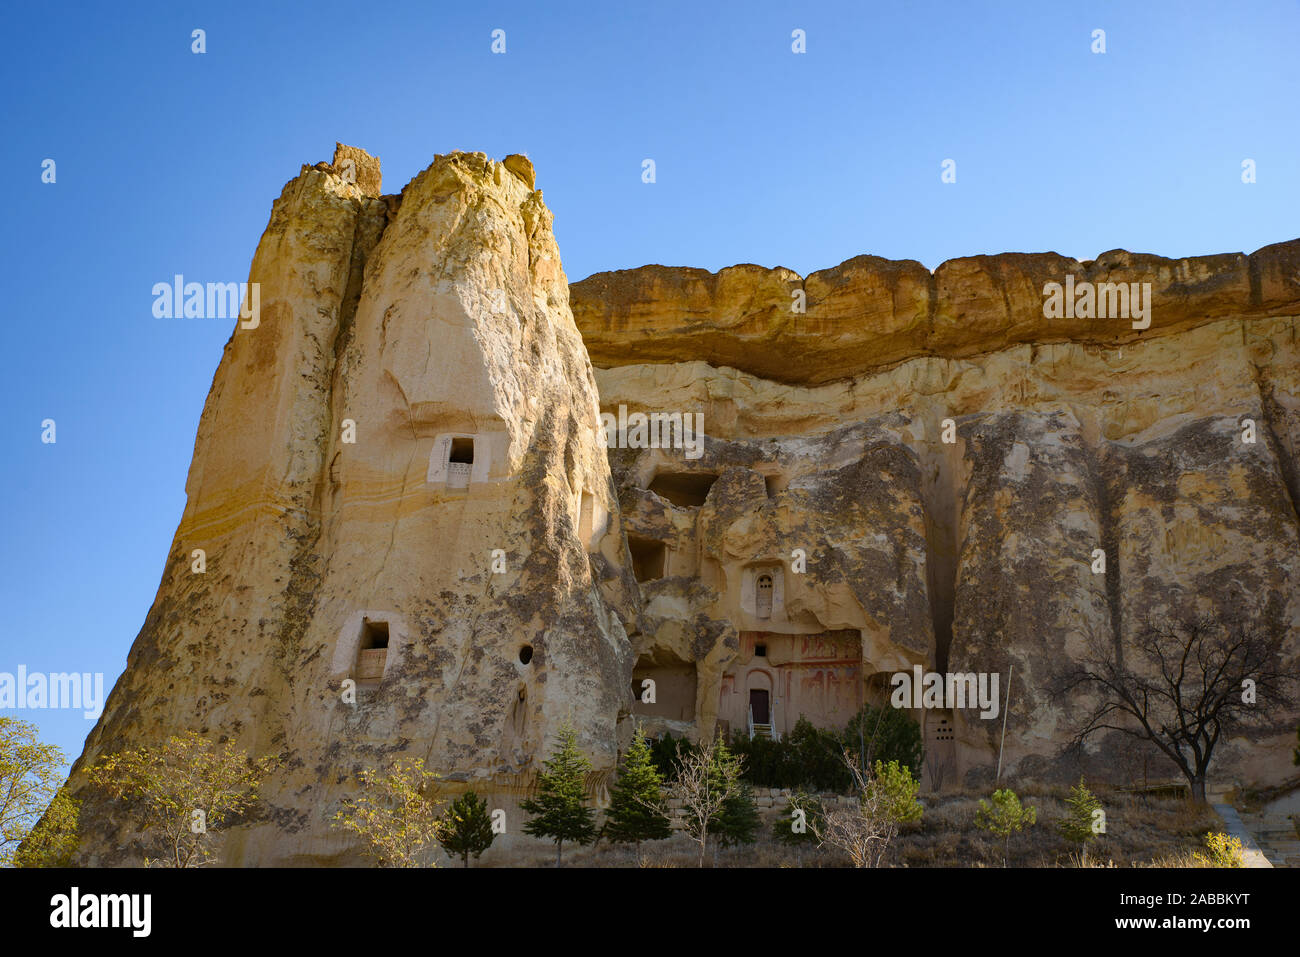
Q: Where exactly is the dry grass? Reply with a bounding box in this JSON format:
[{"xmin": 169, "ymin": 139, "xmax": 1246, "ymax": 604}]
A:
[
  {"xmin": 900, "ymin": 785, "xmax": 1221, "ymax": 868},
  {"xmin": 492, "ymin": 785, "xmax": 1223, "ymax": 868}
]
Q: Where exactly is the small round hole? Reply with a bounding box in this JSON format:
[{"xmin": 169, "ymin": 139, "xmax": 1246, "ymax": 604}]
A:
[{"xmin": 518, "ymin": 645, "xmax": 533, "ymax": 665}]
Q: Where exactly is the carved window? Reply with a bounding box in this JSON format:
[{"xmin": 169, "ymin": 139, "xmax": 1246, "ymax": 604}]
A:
[
  {"xmin": 447, "ymin": 437, "xmax": 474, "ymax": 489},
  {"xmin": 356, "ymin": 619, "xmax": 389, "ymax": 682}
]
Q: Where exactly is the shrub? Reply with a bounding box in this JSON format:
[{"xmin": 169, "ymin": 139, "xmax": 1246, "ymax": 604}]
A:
[
  {"xmin": 334, "ymin": 757, "xmax": 445, "ymax": 868},
  {"xmin": 842, "ymin": 704, "xmax": 925, "ymax": 777},
  {"xmin": 648, "ymin": 732, "xmax": 693, "ymax": 780},
  {"xmin": 1192, "ymin": 831, "xmax": 1244, "ymax": 868}
]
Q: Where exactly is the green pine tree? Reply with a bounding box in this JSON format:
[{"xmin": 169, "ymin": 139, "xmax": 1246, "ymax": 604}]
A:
[
  {"xmin": 603, "ymin": 725, "xmax": 672, "ymax": 864},
  {"xmin": 1057, "ymin": 777, "xmax": 1103, "ymax": 867},
  {"xmin": 521, "ymin": 724, "xmax": 597, "ymax": 867},
  {"xmin": 975, "ymin": 788, "xmax": 1036, "ymax": 867},
  {"xmin": 716, "ymin": 781, "xmax": 762, "ymax": 850},
  {"xmin": 773, "ymin": 790, "xmax": 823, "ymax": 857},
  {"xmin": 437, "ymin": 791, "xmax": 495, "ymax": 867}
]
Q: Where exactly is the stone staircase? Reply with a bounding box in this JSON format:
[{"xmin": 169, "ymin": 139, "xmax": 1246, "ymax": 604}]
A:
[
  {"xmin": 1212, "ymin": 804, "xmax": 1274, "ymax": 867},
  {"xmin": 1238, "ymin": 809, "xmax": 1300, "ymax": 867}
]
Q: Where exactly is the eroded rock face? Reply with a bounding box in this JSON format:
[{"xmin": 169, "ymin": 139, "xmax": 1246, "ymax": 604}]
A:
[
  {"xmin": 616, "ymin": 421, "xmax": 933, "ymax": 744},
  {"xmin": 68, "ymin": 144, "xmax": 1300, "ymax": 864},
  {"xmin": 571, "ymin": 243, "xmax": 1300, "ymax": 385},
  {"xmin": 585, "ymin": 257, "xmax": 1300, "ymax": 792},
  {"xmin": 69, "ymin": 147, "xmax": 638, "ymax": 865}
]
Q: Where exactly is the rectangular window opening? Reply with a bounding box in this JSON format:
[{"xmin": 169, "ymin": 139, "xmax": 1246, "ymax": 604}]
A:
[
  {"xmin": 360, "ymin": 619, "xmax": 389, "ymax": 649},
  {"xmin": 627, "ymin": 535, "xmax": 668, "ymax": 582},
  {"xmin": 356, "ymin": 618, "xmax": 389, "ymax": 682},
  {"xmin": 449, "ymin": 437, "xmax": 475, "ymax": 464}
]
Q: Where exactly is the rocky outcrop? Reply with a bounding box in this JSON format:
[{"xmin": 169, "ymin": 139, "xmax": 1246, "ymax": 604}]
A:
[
  {"xmin": 570, "ymin": 244, "xmax": 1300, "ymax": 384},
  {"xmin": 68, "ymin": 146, "xmax": 638, "ymax": 865},
  {"xmin": 66, "ymin": 142, "xmax": 1300, "ymax": 865},
  {"xmin": 582, "ymin": 251, "xmax": 1300, "ymax": 791}
]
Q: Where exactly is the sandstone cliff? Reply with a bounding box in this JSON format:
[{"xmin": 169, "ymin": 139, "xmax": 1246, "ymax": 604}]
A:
[
  {"xmin": 69, "ymin": 146, "xmax": 639, "ymax": 865},
  {"xmin": 66, "ymin": 145, "xmax": 1300, "ymax": 864},
  {"xmin": 572, "ymin": 243, "xmax": 1300, "ymax": 791}
]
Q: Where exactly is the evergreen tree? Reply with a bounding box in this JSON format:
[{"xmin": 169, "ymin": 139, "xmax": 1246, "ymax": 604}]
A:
[
  {"xmin": 716, "ymin": 781, "xmax": 761, "ymax": 850},
  {"xmin": 438, "ymin": 791, "xmax": 495, "ymax": 867},
  {"xmin": 603, "ymin": 725, "xmax": 672, "ymax": 864},
  {"xmin": 1057, "ymin": 777, "xmax": 1103, "ymax": 867},
  {"xmin": 843, "ymin": 705, "xmax": 924, "ymax": 777},
  {"xmin": 521, "ymin": 724, "xmax": 597, "ymax": 867},
  {"xmin": 975, "ymin": 788, "xmax": 1036, "ymax": 867},
  {"xmin": 773, "ymin": 790, "xmax": 823, "ymax": 850}
]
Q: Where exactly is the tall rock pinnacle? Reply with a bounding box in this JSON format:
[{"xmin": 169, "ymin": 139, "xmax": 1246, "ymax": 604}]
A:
[{"xmin": 69, "ymin": 146, "xmax": 638, "ymax": 865}]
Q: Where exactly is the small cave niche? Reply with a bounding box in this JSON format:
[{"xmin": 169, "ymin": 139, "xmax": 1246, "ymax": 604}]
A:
[
  {"xmin": 449, "ymin": 437, "xmax": 475, "ymax": 464},
  {"xmin": 577, "ymin": 490, "xmax": 598, "ymax": 551},
  {"xmin": 763, "ymin": 473, "xmax": 788, "ymax": 498},
  {"xmin": 355, "ymin": 618, "xmax": 389, "ymax": 682},
  {"xmin": 447, "ymin": 437, "xmax": 474, "ymax": 490},
  {"xmin": 631, "ymin": 656, "xmax": 697, "ymax": 722},
  {"xmin": 429, "ymin": 433, "xmax": 492, "ymax": 491},
  {"xmin": 647, "ymin": 472, "xmax": 718, "ymax": 508},
  {"xmin": 518, "ymin": 644, "xmax": 534, "ymax": 665},
  {"xmin": 627, "ymin": 535, "xmax": 668, "ymax": 582}
]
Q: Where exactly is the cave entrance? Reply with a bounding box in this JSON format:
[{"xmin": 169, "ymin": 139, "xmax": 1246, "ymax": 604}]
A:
[
  {"xmin": 628, "ymin": 535, "xmax": 667, "ymax": 581},
  {"xmin": 648, "ymin": 472, "xmax": 718, "ymax": 508}
]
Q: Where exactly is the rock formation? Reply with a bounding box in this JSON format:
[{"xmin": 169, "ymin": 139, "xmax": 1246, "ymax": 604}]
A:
[
  {"xmin": 571, "ymin": 242, "xmax": 1300, "ymax": 794},
  {"xmin": 64, "ymin": 143, "xmax": 1300, "ymax": 864},
  {"xmin": 68, "ymin": 146, "xmax": 638, "ymax": 865}
]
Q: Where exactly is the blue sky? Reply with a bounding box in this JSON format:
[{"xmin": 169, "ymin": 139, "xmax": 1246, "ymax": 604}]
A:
[{"xmin": 2, "ymin": 0, "xmax": 1297, "ymax": 769}]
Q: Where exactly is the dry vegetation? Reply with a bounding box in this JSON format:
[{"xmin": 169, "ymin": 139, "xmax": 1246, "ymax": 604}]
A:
[{"xmin": 500, "ymin": 784, "xmax": 1226, "ymax": 868}]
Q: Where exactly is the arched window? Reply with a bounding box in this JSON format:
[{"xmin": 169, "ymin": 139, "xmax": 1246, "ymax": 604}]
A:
[{"xmin": 756, "ymin": 574, "xmax": 773, "ymax": 619}]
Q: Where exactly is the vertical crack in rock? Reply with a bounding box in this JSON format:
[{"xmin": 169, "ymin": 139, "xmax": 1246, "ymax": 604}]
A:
[{"xmin": 917, "ymin": 423, "xmax": 962, "ymax": 673}]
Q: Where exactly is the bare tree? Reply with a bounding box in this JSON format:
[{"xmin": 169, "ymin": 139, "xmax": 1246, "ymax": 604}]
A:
[
  {"xmin": 668, "ymin": 733, "xmax": 742, "ymax": 868},
  {"xmin": 1059, "ymin": 612, "xmax": 1296, "ymax": 803},
  {"xmin": 810, "ymin": 750, "xmax": 922, "ymax": 868}
]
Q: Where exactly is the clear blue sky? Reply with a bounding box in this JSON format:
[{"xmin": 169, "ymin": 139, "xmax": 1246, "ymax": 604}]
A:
[{"xmin": 3, "ymin": 0, "xmax": 1297, "ymax": 770}]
